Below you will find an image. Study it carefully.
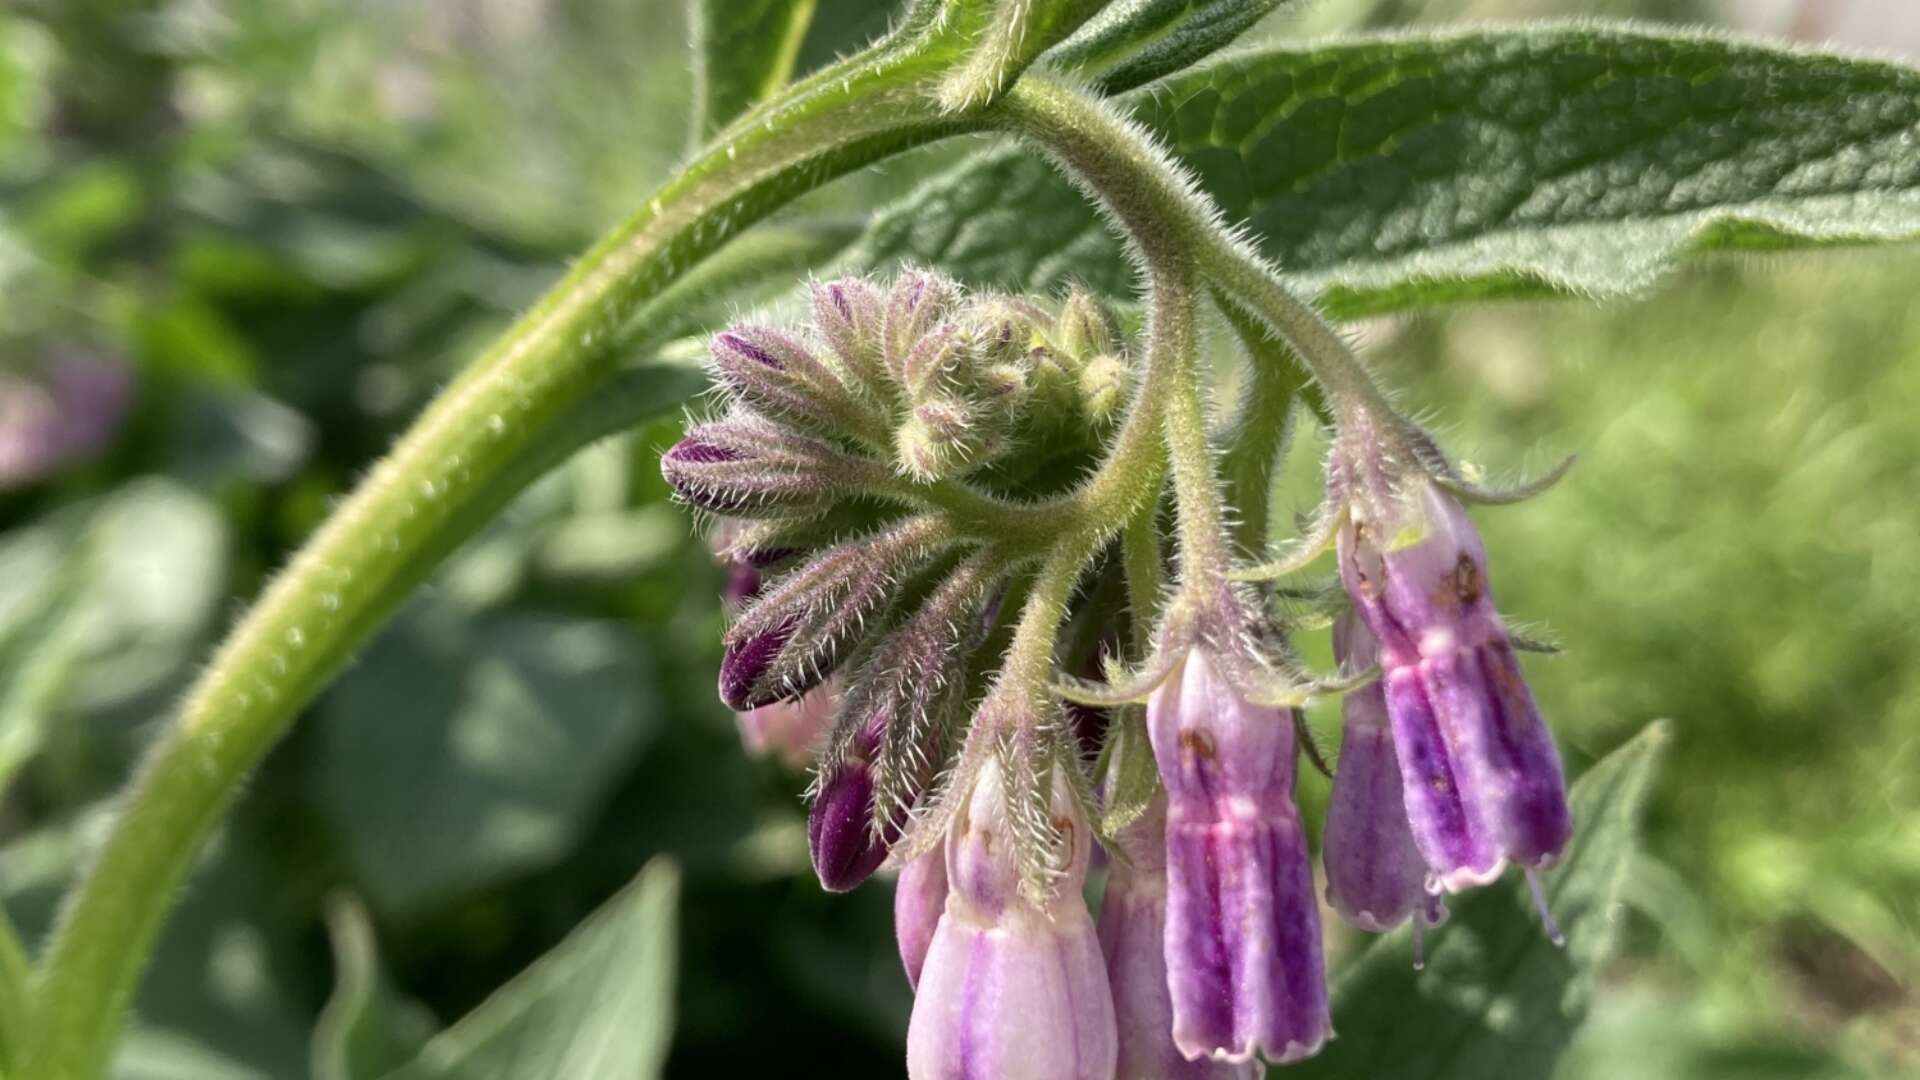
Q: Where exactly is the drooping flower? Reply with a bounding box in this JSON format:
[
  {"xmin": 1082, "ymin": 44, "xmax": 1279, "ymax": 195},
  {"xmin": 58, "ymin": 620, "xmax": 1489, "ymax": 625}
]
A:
[
  {"xmin": 1323, "ymin": 611, "xmax": 1446, "ymax": 958},
  {"xmin": 1098, "ymin": 793, "xmax": 1259, "ymax": 1080},
  {"xmin": 1331, "ymin": 417, "xmax": 1572, "ymax": 911},
  {"xmin": 906, "ymin": 755, "xmax": 1117, "ymax": 1080},
  {"xmin": 1147, "ymin": 645, "xmax": 1331, "ymax": 1065}
]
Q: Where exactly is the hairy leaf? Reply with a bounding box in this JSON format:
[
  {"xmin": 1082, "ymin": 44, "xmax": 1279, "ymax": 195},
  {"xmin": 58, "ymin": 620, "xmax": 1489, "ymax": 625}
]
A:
[
  {"xmin": 689, "ymin": 0, "xmax": 819, "ymax": 140},
  {"xmin": 1289, "ymin": 721, "xmax": 1671, "ymax": 1079},
  {"xmin": 380, "ymin": 861, "xmax": 680, "ymax": 1080},
  {"xmin": 851, "ymin": 24, "xmax": 1920, "ymax": 315},
  {"xmin": 1048, "ymin": 0, "xmax": 1294, "ymax": 92}
]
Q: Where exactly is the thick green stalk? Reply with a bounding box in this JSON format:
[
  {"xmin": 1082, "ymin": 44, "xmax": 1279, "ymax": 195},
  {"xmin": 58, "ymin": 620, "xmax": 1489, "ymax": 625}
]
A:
[
  {"xmin": 994, "ymin": 79, "xmax": 1230, "ymax": 588},
  {"xmin": 24, "ymin": 32, "xmax": 975, "ymax": 1080}
]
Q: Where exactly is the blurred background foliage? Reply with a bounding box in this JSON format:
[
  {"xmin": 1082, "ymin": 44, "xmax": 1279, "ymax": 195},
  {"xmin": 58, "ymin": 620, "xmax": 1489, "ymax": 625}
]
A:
[{"xmin": 0, "ymin": 0, "xmax": 1915, "ymax": 1077}]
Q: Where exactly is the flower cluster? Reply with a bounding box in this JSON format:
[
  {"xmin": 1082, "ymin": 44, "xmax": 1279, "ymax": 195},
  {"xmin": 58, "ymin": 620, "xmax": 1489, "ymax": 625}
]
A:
[
  {"xmin": 665, "ymin": 272, "xmax": 1133, "ymax": 890},
  {"xmin": 665, "ymin": 274, "xmax": 1574, "ymax": 1079}
]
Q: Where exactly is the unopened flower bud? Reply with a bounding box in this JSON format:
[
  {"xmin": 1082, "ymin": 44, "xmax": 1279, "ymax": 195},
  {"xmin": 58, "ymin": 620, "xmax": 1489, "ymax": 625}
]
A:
[
  {"xmin": 1324, "ymin": 613, "xmax": 1441, "ymax": 934},
  {"xmin": 896, "ymin": 848, "xmax": 949, "ymax": 989},
  {"xmin": 896, "ymin": 396, "xmax": 1000, "ymax": 481},
  {"xmin": 884, "ymin": 271, "xmax": 960, "ymax": 386},
  {"xmin": 810, "ymin": 739, "xmax": 896, "ymax": 892},
  {"xmin": 720, "ymin": 517, "xmax": 945, "ymax": 710},
  {"xmin": 662, "ymin": 413, "xmax": 886, "ymax": 517},
  {"xmin": 906, "ymin": 757, "xmax": 1117, "ymax": 1080},
  {"xmin": 1054, "ymin": 285, "xmax": 1116, "ymax": 362},
  {"xmin": 965, "ymin": 295, "xmax": 1053, "ymax": 368},
  {"xmin": 1078, "ymin": 353, "xmax": 1130, "ymax": 428},
  {"xmin": 709, "ymin": 326, "xmax": 880, "ymax": 440},
  {"xmin": 812, "ymin": 556, "xmax": 1004, "ymax": 892},
  {"xmin": 811, "ymin": 277, "xmax": 889, "ymax": 397},
  {"xmin": 1148, "ymin": 647, "xmax": 1331, "ymax": 1064}
]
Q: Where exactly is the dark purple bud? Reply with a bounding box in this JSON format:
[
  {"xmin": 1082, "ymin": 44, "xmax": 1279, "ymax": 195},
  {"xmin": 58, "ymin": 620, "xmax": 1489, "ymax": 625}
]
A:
[
  {"xmin": 1147, "ymin": 649, "xmax": 1331, "ymax": 1065},
  {"xmin": 906, "ymin": 758, "xmax": 1116, "ymax": 1080},
  {"xmin": 710, "ymin": 326, "xmax": 878, "ymax": 439},
  {"xmin": 1324, "ymin": 612, "xmax": 1437, "ymax": 933},
  {"xmin": 662, "ymin": 412, "xmax": 886, "ymax": 518},
  {"xmin": 720, "ymin": 616, "xmax": 796, "ymax": 710},
  {"xmin": 895, "ymin": 847, "xmax": 948, "ymax": 989},
  {"xmin": 809, "ymin": 756, "xmax": 894, "ymax": 892},
  {"xmin": 720, "ymin": 516, "xmax": 945, "ymax": 710}
]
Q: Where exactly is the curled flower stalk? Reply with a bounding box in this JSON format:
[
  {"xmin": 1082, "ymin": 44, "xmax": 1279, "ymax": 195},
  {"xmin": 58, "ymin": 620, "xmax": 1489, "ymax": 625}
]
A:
[{"xmin": 658, "ymin": 57, "xmax": 1589, "ymax": 1077}]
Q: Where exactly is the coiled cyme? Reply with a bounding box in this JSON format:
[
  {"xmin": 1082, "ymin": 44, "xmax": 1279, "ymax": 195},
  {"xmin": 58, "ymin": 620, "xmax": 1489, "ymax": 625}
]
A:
[{"xmin": 664, "ymin": 273, "xmax": 1580, "ymax": 1079}]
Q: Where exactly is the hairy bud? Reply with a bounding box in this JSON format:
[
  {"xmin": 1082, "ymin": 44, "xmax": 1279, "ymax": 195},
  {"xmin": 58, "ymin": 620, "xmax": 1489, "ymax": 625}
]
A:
[
  {"xmin": 1054, "ymin": 285, "xmax": 1116, "ymax": 362},
  {"xmin": 663, "ymin": 412, "xmax": 886, "ymax": 517},
  {"xmin": 811, "ymin": 277, "xmax": 889, "ymax": 398},
  {"xmin": 1078, "ymin": 353, "xmax": 1131, "ymax": 428},
  {"xmin": 720, "ymin": 516, "xmax": 946, "ymax": 710},
  {"xmin": 884, "ymin": 271, "xmax": 961, "ymax": 386},
  {"xmin": 709, "ymin": 327, "xmax": 880, "ymax": 440}
]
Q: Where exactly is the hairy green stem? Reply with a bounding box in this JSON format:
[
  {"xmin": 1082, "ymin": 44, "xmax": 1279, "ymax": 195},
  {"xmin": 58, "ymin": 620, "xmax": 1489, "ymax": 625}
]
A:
[
  {"xmin": 1120, "ymin": 511, "xmax": 1164, "ymax": 654},
  {"xmin": 999, "ymin": 77, "xmax": 1393, "ymax": 422},
  {"xmin": 25, "ymin": 29, "xmax": 978, "ymax": 1079},
  {"xmin": 1217, "ymin": 295, "xmax": 1309, "ymax": 555}
]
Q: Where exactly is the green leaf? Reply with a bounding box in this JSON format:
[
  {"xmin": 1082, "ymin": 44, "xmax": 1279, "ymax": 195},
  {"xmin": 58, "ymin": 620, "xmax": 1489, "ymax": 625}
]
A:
[
  {"xmin": 315, "ymin": 608, "xmax": 662, "ymax": 914},
  {"xmin": 689, "ymin": 0, "xmax": 819, "ymax": 140},
  {"xmin": 379, "ymin": 860, "xmax": 680, "ymax": 1080},
  {"xmin": 1047, "ymin": 0, "xmax": 1292, "ymax": 93},
  {"xmin": 1288, "ymin": 720, "xmax": 1672, "ymax": 1080},
  {"xmin": 312, "ymin": 896, "xmax": 438, "ymax": 1080},
  {"xmin": 853, "ymin": 24, "xmax": 1920, "ymax": 316},
  {"xmin": 838, "ymin": 141, "xmax": 1136, "ymax": 297}
]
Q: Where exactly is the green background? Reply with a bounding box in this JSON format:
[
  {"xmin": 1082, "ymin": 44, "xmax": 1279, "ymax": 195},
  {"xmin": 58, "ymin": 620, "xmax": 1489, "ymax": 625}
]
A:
[{"xmin": 0, "ymin": 0, "xmax": 1913, "ymax": 1076}]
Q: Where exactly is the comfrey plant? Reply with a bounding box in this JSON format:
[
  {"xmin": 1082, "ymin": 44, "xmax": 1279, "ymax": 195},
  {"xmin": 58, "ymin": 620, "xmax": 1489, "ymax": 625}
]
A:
[
  {"xmin": 668, "ymin": 253, "xmax": 1578, "ymax": 1072},
  {"xmin": 6, "ymin": 2, "xmax": 1916, "ymax": 1078}
]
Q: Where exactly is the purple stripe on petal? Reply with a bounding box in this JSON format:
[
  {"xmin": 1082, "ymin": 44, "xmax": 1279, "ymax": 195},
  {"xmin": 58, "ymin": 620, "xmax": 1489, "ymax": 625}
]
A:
[
  {"xmin": 1164, "ymin": 812, "xmax": 1330, "ymax": 1063},
  {"xmin": 1385, "ymin": 667, "xmax": 1504, "ymax": 890},
  {"xmin": 1425, "ymin": 641, "xmax": 1572, "ymax": 870},
  {"xmin": 715, "ymin": 330, "xmax": 782, "ymax": 369}
]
